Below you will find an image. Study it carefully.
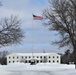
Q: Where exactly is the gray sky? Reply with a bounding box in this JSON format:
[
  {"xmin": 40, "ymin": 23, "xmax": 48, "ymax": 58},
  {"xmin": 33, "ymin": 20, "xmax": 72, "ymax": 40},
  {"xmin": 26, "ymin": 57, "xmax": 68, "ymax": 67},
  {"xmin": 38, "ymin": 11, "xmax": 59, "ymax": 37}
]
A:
[{"xmin": 0, "ymin": 0, "xmax": 65, "ymax": 53}]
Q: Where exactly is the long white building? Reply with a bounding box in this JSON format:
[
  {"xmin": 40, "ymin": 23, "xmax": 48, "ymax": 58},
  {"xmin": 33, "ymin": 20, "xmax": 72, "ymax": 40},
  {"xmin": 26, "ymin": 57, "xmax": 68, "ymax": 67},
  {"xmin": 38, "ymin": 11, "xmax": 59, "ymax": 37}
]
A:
[{"xmin": 7, "ymin": 53, "xmax": 61, "ymax": 64}]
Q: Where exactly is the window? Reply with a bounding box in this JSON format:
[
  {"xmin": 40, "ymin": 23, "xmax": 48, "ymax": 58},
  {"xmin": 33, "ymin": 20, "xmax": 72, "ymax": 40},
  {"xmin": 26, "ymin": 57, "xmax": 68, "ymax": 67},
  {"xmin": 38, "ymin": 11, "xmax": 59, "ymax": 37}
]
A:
[
  {"xmin": 37, "ymin": 56, "xmax": 38, "ymax": 58},
  {"xmin": 57, "ymin": 56, "xmax": 59, "ymax": 58},
  {"xmin": 13, "ymin": 57, "xmax": 15, "ymax": 59},
  {"xmin": 9, "ymin": 61, "xmax": 11, "ymax": 63},
  {"xmin": 53, "ymin": 60, "xmax": 55, "ymax": 63},
  {"xmin": 37, "ymin": 60, "xmax": 39, "ymax": 63},
  {"xmin": 40, "ymin": 60, "xmax": 42, "ymax": 63},
  {"xmin": 49, "ymin": 60, "xmax": 51, "ymax": 63},
  {"xmin": 40, "ymin": 56, "xmax": 42, "ymax": 58},
  {"xmin": 22, "ymin": 56, "xmax": 23, "ymax": 59},
  {"xmin": 29, "ymin": 56, "xmax": 31, "ymax": 58},
  {"xmin": 29, "ymin": 60, "xmax": 31, "ymax": 63},
  {"xmin": 49, "ymin": 56, "xmax": 51, "ymax": 58},
  {"xmin": 53, "ymin": 56, "xmax": 55, "ymax": 58},
  {"xmin": 57, "ymin": 60, "xmax": 59, "ymax": 63},
  {"xmin": 44, "ymin": 56, "xmax": 46, "ymax": 58},
  {"xmin": 9, "ymin": 57, "xmax": 10, "ymax": 59},
  {"xmin": 13, "ymin": 61, "xmax": 15, "ymax": 63},
  {"xmin": 17, "ymin": 57, "xmax": 19, "ymax": 59},
  {"xmin": 25, "ymin": 61, "xmax": 27, "ymax": 63}
]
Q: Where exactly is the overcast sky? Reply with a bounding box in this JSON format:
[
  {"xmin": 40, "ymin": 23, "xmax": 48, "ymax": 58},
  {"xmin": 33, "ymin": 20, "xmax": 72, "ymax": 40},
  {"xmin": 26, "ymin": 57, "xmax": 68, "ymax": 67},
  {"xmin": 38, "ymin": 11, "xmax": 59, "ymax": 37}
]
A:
[{"xmin": 0, "ymin": 0, "xmax": 65, "ymax": 53}]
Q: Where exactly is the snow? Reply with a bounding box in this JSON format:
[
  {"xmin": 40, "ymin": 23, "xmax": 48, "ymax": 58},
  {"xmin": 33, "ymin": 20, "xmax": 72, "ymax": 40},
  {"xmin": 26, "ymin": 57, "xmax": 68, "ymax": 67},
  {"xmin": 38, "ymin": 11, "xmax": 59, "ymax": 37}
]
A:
[{"xmin": 0, "ymin": 63, "xmax": 76, "ymax": 75}]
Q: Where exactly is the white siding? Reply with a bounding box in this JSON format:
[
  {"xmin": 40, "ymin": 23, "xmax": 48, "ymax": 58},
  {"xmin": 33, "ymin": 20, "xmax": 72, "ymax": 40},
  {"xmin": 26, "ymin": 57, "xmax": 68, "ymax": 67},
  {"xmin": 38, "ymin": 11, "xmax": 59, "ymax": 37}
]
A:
[
  {"xmin": 47, "ymin": 54, "xmax": 60, "ymax": 63},
  {"xmin": 7, "ymin": 54, "xmax": 21, "ymax": 64},
  {"xmin": 7, "ymin": 53, "xmax": 61, "ymax": 64}
]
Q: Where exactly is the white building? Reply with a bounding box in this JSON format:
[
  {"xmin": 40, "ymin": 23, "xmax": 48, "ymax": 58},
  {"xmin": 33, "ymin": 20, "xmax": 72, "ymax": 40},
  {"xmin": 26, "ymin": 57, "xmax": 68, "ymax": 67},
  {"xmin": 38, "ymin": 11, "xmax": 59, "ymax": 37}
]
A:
[{"xmin": 7, "ymin": 53, "xmax": 61, "ymax": 64}]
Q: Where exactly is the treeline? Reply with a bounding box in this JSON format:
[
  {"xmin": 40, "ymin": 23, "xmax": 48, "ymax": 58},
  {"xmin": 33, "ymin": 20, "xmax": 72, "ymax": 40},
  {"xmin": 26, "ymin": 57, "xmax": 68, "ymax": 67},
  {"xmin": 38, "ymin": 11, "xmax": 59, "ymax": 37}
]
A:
[
  {"xmin": 61, "ymin": 50, "xmax": 74, "ymax": 64},
  {"xmin": 0, "ymin": 51, "xmax": 9, "ymax": 65}
]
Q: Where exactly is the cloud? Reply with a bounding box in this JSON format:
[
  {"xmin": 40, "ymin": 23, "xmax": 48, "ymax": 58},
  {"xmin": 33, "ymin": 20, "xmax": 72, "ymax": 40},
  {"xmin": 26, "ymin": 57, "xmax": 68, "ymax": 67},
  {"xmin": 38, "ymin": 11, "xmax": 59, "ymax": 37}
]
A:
[
  {"xmin": 0, "ymin": 8, "xmax": 24, "ymax": 18},
  {"xmin": 0, "ymin": 0, "xmax": 48, "ymax": 30},
  {"xmin": 0, "ymin": 0, "xmax": 65, "ymax": 53}
]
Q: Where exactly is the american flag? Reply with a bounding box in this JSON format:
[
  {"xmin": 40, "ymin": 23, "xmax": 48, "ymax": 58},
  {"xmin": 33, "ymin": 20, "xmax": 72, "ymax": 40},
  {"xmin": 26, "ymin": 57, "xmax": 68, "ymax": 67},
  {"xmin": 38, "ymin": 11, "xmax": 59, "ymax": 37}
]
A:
[{"xmin": 33, "ymin": 14, "xmax": 43, "ymax": 20}]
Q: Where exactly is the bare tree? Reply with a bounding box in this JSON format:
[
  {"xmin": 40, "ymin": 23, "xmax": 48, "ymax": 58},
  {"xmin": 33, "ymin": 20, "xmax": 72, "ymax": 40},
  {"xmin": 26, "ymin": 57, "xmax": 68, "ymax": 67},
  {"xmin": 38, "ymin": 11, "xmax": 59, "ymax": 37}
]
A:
[
  {"xmin": 61, "ymin": 49, "xmax": 70, "ymax": 64},
  {"xmin": 0, "ymin": 15, "xmax": 24, "ymax": 47},
  {"xmin": 43, "ymin": 0, "xmax": 76, "ymax": 69},
  {"xmin": 0, "ymin": 51, "xmax": 9, "ymax": 65}
]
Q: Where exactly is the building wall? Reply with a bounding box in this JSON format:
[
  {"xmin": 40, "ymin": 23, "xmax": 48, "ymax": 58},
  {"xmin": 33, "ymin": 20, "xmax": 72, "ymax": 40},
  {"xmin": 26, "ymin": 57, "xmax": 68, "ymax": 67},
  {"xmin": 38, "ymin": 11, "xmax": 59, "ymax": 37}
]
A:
[
  {"xmin": 7, "ymin": 53, "xmax": 61, "ymax": 64},
  {"xmin": 7, "ymin": 54, "xmax": 21, "ymax": 64},
  {"xmin": 47, "ymin": 54, "xmax": 60, "ymax": 63}
]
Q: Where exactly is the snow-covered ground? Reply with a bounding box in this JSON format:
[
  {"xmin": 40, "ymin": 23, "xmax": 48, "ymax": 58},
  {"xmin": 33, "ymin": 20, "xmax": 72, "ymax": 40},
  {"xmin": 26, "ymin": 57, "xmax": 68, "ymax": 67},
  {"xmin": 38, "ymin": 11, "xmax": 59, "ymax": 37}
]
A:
[{"xmin": 0, "ymin": 63, "xmax": 76, "ymax": 75}]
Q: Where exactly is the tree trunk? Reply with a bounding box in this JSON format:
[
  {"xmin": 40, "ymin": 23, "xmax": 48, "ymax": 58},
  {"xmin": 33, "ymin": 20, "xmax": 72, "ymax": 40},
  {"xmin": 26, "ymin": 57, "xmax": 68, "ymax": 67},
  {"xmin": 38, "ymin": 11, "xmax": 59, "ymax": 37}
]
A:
[{"xmin": 73, "ymin": 46, "xmax": 76, "ymax": 69}]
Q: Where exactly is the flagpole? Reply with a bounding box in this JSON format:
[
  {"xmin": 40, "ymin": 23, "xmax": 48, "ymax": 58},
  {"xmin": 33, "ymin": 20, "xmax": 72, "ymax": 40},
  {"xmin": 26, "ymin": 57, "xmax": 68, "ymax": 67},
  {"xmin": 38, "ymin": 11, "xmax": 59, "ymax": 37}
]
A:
[
  {"xmin": 32, "ymin": 14, "xmax": 34, "ymax": 60},
  {"xmin": 31, "ymin": 14, "xmax": 43, "ymax": 64}
]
